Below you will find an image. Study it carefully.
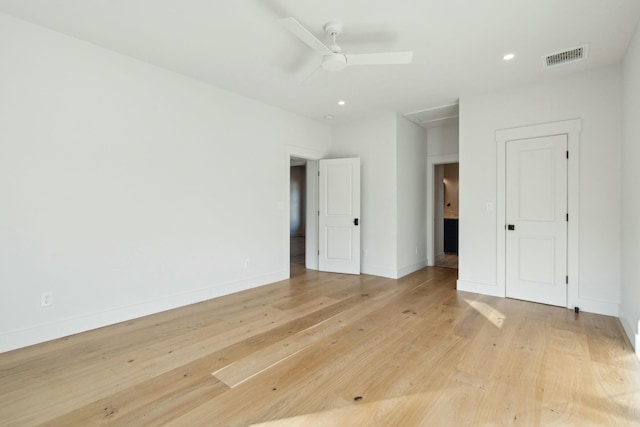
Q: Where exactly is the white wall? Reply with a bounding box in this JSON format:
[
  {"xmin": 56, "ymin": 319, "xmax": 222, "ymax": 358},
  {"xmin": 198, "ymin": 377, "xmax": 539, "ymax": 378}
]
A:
[
  {"xmin": 0, "ymin": 13, "xmax": 331, "ymax": 352},
  {"xmin": 621, "ymin": 21, "xmax": 640, "ymax": 355},
  {"xmin": 459, "ymin": 65, "xmax": 623, "ymax": 316},
  {"xmin": 330, "ymin": 113, "xmax": 398, "ymax": 278},
  {"xmin": 427, "ymin": 124, "xmax": 459, "ymax": 156},
  {"xmin": 396, "ymin": 115, "xmax": 428, "ymax": 276}
]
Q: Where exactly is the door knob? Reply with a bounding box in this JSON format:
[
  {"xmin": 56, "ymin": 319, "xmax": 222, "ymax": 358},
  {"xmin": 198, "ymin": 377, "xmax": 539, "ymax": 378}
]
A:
[
  {"xmin": 507, "ymin": 224, "xmax": 515, "ymax": 230},
  {"xmin": 354, "ymin": 218, "xmax": 359, "ymax": 226}
]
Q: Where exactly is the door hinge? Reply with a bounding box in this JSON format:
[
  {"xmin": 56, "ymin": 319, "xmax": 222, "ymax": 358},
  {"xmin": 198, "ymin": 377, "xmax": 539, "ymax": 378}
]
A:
[
  {"xmin": 566, "ymin": 150, "xmax": 569, "ymax": 159},
  {"xmin": 318, "ymin": 250, "xmax": 320, "ymax": 255},
  {"xmin": 566, "ymin": 275, "xmax": 569, "ymax": 284},
  {"xmin": 318, "ymin": 210, "xmax": 320, "ymax": 216},
  {"xmin": 566, "ymin": 213, "xmax": 569, "ymax": 222},
  {"xmin": 318, "ymin": 171, "xmax": 320, "ymax": 176}
]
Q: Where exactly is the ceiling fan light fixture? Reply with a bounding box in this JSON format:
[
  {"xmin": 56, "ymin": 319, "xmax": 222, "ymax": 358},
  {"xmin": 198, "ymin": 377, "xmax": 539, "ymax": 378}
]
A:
[{"xmin": 322, "ymin": 53, "xmax": 347, "ymax": 71}]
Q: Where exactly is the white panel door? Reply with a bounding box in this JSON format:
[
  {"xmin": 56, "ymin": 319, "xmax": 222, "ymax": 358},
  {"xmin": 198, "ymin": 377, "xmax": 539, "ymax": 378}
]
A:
[
  {"xmin": 318, "ymin": 158, "xmax": 360, "ymax": 274},
  {"xmin": 506, "ymin": 135, "xmax": 567, "ymax": 306}
]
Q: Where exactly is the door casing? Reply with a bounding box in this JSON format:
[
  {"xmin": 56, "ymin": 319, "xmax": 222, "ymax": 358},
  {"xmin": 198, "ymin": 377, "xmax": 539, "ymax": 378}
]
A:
[
  {"xmin": 427, "ymin": 154, "xmax": 459, "ymax": 266},
  {"xmin": 285, "ymin": 148, "xmax": 362, "ymax": 277}
]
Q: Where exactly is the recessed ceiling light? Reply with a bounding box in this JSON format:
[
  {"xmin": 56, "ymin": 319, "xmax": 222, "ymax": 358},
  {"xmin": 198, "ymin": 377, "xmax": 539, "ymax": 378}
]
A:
[
  {"xmin": 338, "ymin": 100, "xmax": 346, "ymax": 106},
  {"xmin": 324, "ymin": 114, "xmax": 334, "ymax": 120},
  {"xmin": 503, "ymin": 53, "xmax": 515, "ymax": 61}
]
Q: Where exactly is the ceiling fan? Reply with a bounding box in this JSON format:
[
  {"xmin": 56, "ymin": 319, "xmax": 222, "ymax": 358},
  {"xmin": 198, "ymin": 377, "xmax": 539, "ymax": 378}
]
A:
[{"xmin": 280, "ymin": 17, "xmax": 413, "ymax": 75}]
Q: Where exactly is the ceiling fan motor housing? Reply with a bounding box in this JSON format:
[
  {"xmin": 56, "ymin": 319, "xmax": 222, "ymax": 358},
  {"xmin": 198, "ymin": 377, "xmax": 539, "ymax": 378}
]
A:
[{"xmin": 322, "ymin": 53, "xmax": 347, "ymax": 71}]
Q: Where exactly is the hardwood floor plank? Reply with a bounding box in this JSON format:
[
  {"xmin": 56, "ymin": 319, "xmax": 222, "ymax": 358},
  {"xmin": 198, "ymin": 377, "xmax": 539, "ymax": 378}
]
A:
[
  {"xmin": 1, "ymin": 265, "xmax": 639, "ymax": 426},
  {"xmin": 44, "ymin": 361, "xmax": 229, "ymax": 427}
]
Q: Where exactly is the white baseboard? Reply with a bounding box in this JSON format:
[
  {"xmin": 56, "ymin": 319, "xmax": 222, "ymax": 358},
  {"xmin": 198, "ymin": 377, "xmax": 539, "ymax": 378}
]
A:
[
  {"xmin": 570, "ymin": 298, "xmax": 619, "ymax": 317},
  {"xmin": 0, "ymin": 270, "xmax": 288, "ymax": 354},
  {"xmin": 396, "ymin": 260, "xmax": 428, "ymax": 279},
  {"xmin": 619, "ymin": 316, "xmax": 640, "ymax": 361},
  {"xmin": 456, "ymin": 280, "xmax": 505, "ymax": 298},
  {"xmin": 361, "ymin": 264, "xmax": 398, "ymax": 279},
  {"xmin": 361, "ymin": 260, "xmax": 428, "ymax": 280}
]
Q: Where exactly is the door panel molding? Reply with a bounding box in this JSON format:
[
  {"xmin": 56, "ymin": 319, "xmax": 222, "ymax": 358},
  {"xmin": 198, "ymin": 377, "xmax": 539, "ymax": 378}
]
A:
[
  {"xmin": 496, "ymin": 119, "xmax": 582, "ymax": 308},
  {"xmin": 505, "ymin": 135, "xmax": 567, "ymax": 306},
  {"xmin": 318, "ymin": 158, "xmax": 361, "ymax": 274}
]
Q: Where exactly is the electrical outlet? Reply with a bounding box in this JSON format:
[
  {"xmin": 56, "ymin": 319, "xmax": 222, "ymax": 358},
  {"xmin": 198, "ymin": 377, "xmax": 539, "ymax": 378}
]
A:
[{"xmin": 41, "ymin": 292, "xmax": 52, "ymax": 307}]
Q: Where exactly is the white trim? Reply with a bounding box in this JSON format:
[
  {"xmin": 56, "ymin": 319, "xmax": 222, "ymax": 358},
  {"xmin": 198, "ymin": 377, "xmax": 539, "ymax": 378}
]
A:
[
  {"xmin": 361, "ymin": 264, "xmax": 399, "ymax": 279},
  {"xmin": 637, "ymin": 320, "xmax": 640, "ymax": 360},
  {"xmin": 619, "ymin": 316, "xmax": 640, "ymax": 360},
  {"xmin": 304, "ymin": 161, "xmax": 319, "ymax": 270},
  {"xmin": 397, "ymin": 260, "xmax": 429, "ymax": 278},
  {"xmin": 404, "ymin": 103, "xmax": 459, "ymax": 117},
  {"xmin": 427, "ymin": 154, "xmax": 459, "ymax": 266},
  {"xmin": 285, "ymin": 146, "xmax": 324, "ymax": 277},
  {"xmin": 496, "ymin": 119, "xmax": 582, "ymax": 305}
]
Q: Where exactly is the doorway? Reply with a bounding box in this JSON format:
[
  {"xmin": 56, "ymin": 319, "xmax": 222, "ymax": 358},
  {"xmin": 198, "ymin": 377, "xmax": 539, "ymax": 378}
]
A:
[
  {"xmin": 285, "ymin": 152, "xmax": 362, "ymax": 278},
  {"xmin": 285, "ymin": 148, "xmax": 322, "ymax": 278},
  {"xmin": 435, "ymin": 163, "xmax": 459, "ymax": 269},
  {"xmin": 290, "ymin": 159, "xmax": 306, "ymax": 268},
  {"xmin": 427, "ymin": 154, "xmax": 459, "ymax": 267}
]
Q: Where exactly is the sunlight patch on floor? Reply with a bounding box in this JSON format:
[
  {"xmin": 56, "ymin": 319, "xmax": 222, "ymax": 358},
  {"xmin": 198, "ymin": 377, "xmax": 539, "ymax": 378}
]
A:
[{"xmin": 464, "ymin": 299, "xmax": 506, "ymax": 329}]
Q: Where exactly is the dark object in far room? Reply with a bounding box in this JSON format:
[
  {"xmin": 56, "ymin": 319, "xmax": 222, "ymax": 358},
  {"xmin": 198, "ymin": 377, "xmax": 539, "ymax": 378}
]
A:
[{"xmin": 444, "ymin": 218, "xmax": 458, "ymax": 253}]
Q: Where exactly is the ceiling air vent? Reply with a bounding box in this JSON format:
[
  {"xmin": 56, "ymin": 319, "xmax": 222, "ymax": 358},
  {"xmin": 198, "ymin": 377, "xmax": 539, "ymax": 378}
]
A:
[{"xmin": 543, "ymin": 44, "xmax": 588, "ymax": 68}]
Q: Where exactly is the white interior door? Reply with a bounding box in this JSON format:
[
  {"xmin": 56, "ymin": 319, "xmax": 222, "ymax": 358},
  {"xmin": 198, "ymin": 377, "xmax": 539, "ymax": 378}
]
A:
[
  {"xmin": 318, "ymin": 158, "xmax": 361, "ymax": 274},
  {"xmin": 506, "ymin": 135, "xmax": 567, "ymax": 306}
]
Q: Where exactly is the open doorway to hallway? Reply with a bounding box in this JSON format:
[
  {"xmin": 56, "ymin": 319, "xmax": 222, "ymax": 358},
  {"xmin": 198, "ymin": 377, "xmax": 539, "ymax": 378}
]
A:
[
  {"xmin": 290, "ymin": 158, "xmax": 306, "ymax": 269},
  {"xmin": 434, "ymin": 162, "xmax": 458, "ymax": 269}
]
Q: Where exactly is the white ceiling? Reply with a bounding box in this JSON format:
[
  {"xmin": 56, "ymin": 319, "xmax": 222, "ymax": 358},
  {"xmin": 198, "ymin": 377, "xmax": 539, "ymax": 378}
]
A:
[{"xmin": 1, "ymin": 0, "xmax": 639, "ymax": 125}]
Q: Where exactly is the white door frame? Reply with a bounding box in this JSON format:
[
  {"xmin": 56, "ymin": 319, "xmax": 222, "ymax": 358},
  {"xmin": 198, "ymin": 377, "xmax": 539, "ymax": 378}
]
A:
[
  {"xmin": 496, "ymin": 119, "xmax": 581, "ymax": 307},
  {"xmin": 285, "ymin": 146, "xmax": 323, "ymax": 278},
  {"xmin": 427, "ymin": 154, "xmax": 459, "ymax": 266}
]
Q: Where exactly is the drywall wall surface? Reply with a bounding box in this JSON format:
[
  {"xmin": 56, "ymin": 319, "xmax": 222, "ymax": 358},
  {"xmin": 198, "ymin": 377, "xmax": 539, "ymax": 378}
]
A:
[
  {"xmin": 0, "ymin": 13, "xmax": 331, "ymax": 352},
  {"xmin": 330, "ymin": 112, "xmax": 398, "ymax": 278},
  {"xmin": 427, "ymin": 124, "xmax": 459, "ymax": 156},
  {"xmin": 621, "ymin": 20, "xmax": 640, "ymax": 354},
  {"xmin": 396, "ymin": 114, "xmax": 428, "ymax": 277},
  {"xmin": 459, "ymin": 65, "xmax": 622, "ymax": 315}
]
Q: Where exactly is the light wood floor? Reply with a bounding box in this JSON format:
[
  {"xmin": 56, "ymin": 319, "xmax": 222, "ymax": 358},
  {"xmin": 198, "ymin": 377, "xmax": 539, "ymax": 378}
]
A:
[
  {"xmin": 435, "ymin": 252, "xmax": 458, "ymax": 269},
  {"xmin": 1, "ymin": 265, "xmax": 639, "ymax": 426}
]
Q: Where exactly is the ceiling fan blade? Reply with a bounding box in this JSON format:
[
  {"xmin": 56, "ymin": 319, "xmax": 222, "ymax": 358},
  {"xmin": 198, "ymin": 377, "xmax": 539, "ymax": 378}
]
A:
[
  {"xmin": 299, "ymin": 65, "xmax": 326, "ymax": 86},
  {"xmin": 280, "ymin": 17, "xmax": 333, "ymax": 55},
  {"xmin": 346, "ymin": 51, "xmax": 414, "ymax": 66}
]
